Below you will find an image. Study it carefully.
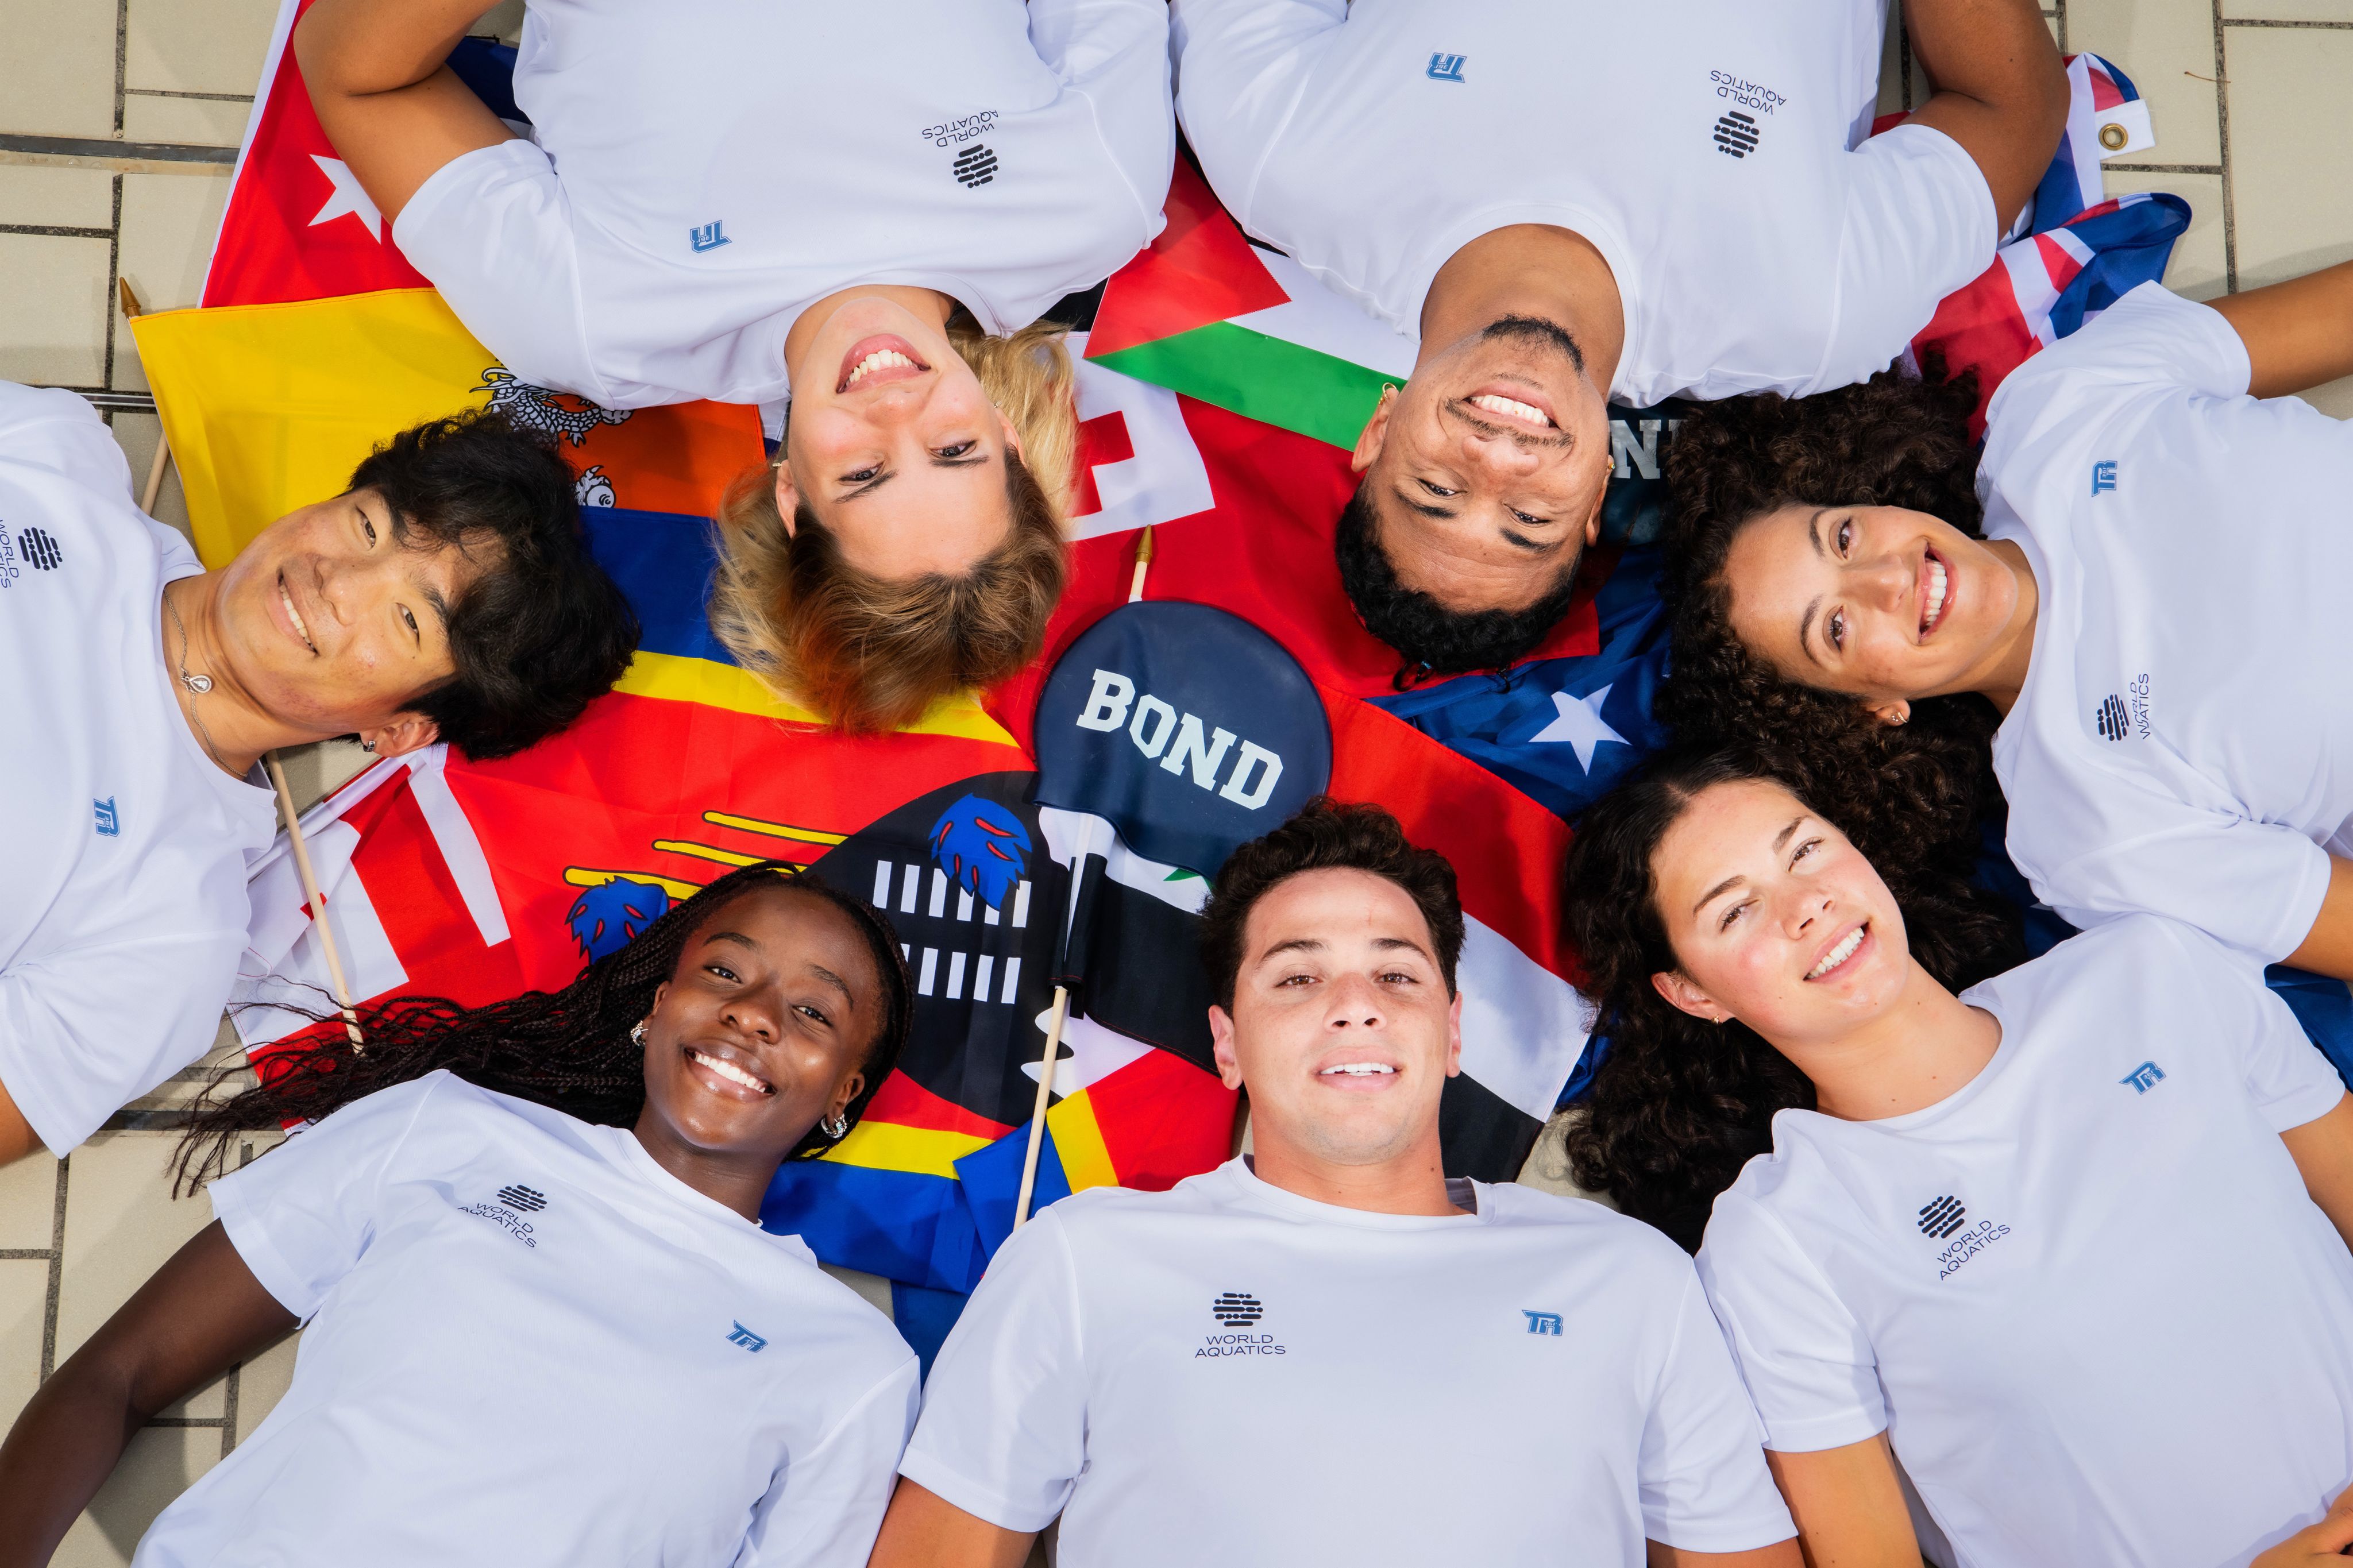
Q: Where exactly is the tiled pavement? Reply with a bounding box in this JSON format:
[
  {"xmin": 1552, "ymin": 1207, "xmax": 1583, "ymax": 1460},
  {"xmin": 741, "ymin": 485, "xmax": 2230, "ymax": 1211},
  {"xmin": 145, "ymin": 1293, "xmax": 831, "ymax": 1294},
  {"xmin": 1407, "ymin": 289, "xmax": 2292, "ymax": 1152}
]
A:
[{"xmin": 2, "ymin": 0, "xmax": 2348, "ymax": 1558}]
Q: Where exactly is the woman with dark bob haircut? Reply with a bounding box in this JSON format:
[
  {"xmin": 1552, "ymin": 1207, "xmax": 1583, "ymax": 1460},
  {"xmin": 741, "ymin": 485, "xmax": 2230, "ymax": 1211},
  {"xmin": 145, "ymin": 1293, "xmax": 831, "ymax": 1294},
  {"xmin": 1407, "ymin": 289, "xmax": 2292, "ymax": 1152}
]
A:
[
  {"xmin": 0, "ymin": 864, "xmax": 920, "ymax": 1568},
  {"xmin": 1660, "ymin": 261, "xmax": 2353, "ymax": 985},
  {"xmin": 1563, "ymin": 744, "xmax": 2353, "ymax": 1565}
]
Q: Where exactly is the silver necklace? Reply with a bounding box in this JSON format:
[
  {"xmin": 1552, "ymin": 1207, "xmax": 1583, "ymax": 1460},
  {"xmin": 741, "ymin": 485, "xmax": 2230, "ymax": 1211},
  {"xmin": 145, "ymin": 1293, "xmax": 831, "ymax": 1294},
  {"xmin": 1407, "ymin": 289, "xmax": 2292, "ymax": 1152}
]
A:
[{"xmin": 165, "ymin": 583, "xmax": 231, "ymax": 773}]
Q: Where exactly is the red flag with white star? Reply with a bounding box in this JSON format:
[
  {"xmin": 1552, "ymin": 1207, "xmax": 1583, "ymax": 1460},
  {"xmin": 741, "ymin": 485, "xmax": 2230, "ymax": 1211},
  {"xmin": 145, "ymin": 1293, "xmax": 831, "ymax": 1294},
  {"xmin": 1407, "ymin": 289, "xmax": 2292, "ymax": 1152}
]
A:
[{"xmin": 201, "ymin": 0, "xmax": 435, "ymax": 307}]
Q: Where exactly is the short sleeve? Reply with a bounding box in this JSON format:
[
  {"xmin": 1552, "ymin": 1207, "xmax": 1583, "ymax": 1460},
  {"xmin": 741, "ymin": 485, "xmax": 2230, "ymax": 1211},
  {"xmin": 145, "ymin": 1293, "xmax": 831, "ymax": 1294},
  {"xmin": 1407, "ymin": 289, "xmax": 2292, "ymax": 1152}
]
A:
[
  {"xmin": 1814, "ymin": 123, "xmax": 2000, "ymax": 393},
  {"xmin": 1997, "ymin": 282, "xmax": 2254, "ymax": 423},
  {"xmin": 206, "ymin": 1074, "xmax": 444, "ymax": 1320},
  {"xmin": 2166, "ymin": 924, "xmax": 2351, "ymax": 1133},
  {"xmin": 897, "ymin": 1208, "xmax": 1089, "ymax": 1532},
  {"xmin": 1029, "ymin": 0, "xmax": 1174, "ymax": 237},
  {"xmin": 1639, "ymin": 1270, "xmax": 1799, "ymax": 1552},
  {"xmin": 1696, "ymin": 1194, "xmax": 1888, "ymax": 1454},
  {"xmin": 1168, "ymin": 0, "xmax": 1346, "ymax": 229},
  {"xmin": 741, "ymin": 1356, "xmax": 921, "ymax": 1567},
  {"xmin": 0, "ymin": 383, "xmax": 136, "ymax": 499},
  {"xmin": 388, "ymin": 140, "xmax": 648, "ymax": 407},
  {"xmin": 2026, "ymin": 806, "xmax": 2332, "ymax": 966}
]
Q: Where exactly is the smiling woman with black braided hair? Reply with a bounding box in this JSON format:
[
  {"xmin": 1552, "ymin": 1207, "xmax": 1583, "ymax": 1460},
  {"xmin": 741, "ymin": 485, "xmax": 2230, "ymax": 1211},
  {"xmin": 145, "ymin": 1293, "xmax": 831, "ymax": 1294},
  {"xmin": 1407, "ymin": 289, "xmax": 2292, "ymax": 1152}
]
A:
[{"xmin": 0, "ymin": 863, "xmax": 919, "ymax": 1568}]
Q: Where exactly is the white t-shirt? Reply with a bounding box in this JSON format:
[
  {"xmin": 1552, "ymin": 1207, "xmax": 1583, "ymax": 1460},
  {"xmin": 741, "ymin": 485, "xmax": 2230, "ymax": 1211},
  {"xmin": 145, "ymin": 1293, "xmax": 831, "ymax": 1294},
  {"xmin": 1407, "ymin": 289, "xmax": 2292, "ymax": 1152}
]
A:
[
  {"xmin": 901, "ymin": 1158, "xmax": 1794, "ymax": 1565},
  {"xmin": 1168, "ymin": 0, "xmax": 1995, "ymax": 405},
  {"xmin": 138, "ymin": 1071, "xmax": 919, "ymax": 1567},
  {"xmin": 394, "ymin": 0, "xmax": 1172, "ymax": 409},
  {"xmin": 1982, "ymin": 281, "xmax": 2353, "ymax": 961},
  {"xmin": 0, "ymin": 384, "xmax": 275, "ymax": 1155},
  {"xmin": 1698, "ymin": 917, "xmax": 2353, "ymax": 1566}
]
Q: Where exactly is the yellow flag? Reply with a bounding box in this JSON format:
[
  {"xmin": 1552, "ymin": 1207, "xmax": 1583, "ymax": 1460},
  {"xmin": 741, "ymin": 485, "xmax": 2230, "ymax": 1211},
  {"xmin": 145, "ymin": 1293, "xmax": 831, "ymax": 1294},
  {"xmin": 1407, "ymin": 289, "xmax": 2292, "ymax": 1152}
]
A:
[{"xmin": 132, "ymin": 289, "xmax": 503, "ymax": 567}]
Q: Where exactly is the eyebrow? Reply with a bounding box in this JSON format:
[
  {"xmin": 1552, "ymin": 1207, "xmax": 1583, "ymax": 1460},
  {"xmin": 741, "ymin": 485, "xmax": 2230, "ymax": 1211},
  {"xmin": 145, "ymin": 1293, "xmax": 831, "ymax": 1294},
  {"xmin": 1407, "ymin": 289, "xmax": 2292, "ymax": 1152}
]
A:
[
  {"xmin": 1797, "ymin": 595, "xmax": 1826, "ymax": 669},
  {"xmin": 1498, "ymin": 527, "xmax": 1559, "ymax": 555},
  {"xmin": 805, "ymin": 963, "xmax": 855, "ymax": 1005},
  {"xmin": 1691, "ymin": 816, "xmax": 1809, "ymax": 916},
  {"xmin": 1256, "ymin": 933, "xmax": 1435, "ymax": 964}
]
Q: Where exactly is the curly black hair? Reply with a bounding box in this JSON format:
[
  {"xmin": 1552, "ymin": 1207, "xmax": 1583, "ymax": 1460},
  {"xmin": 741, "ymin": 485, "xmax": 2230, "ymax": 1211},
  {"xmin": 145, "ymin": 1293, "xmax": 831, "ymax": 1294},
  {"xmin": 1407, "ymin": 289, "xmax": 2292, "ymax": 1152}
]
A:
[
  {"xmin": 173, "ymin": 863, "xmax": 912, "ymax": 1194},
  {"xmin": 349, "ymin": 411, "xmax": 639, "ymax": 760},
  {"xmin": 1198, "ymin": 797, "xmax": 1464, "ymax": 1009},
  {"xmin": 1658, "ymin": 356, "xmax": 2004, "ymax": 869},
  {"xmin": 1333, "ymin": 482, "xmax": 1585, "ymax": 682},
  {"xmin": 1560, "ymin": 744, "xmax": 2023, "ymax": 1250}
]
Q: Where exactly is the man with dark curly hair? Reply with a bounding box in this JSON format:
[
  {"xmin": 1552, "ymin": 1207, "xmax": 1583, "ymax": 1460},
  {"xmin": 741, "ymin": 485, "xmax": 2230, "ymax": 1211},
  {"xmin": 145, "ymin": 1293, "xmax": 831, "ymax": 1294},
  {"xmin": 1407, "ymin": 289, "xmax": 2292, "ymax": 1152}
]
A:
[
  {"xmin": 0, "ymin": 387, "xmax": 637, "ymax": 1168},
  {"xmin": 1171, "ymin": 0, "xmax": 2068, "ymax": 676},
  {"xmin": 870, "ymin": 798, "xmax": 1800, "ymax": 1568},
  {"xmin": 1662, "ymin": 258, "xmax": 2353, "ymax": 987}
]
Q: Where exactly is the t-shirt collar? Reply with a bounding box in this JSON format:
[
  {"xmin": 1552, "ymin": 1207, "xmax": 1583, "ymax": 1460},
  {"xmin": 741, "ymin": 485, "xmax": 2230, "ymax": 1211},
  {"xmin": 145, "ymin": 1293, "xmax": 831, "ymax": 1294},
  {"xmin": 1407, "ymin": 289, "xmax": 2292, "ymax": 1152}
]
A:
[
  {"xmin": 1216, "ymin": 1155, "xmax": 1488, "ymax": 1231},
  {"xmin": 596, "ymin": 1122, "xmax": 811, "ymax": 1254}
]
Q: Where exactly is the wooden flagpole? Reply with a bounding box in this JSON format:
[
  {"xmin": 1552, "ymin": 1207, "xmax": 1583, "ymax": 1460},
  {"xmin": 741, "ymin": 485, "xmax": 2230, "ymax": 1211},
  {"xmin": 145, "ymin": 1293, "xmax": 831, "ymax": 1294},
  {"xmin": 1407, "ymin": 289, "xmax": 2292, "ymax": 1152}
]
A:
[
  {"xmin": 264, "ymin": 754, "xmax": 367, "ymax": 1054},
  {"xmin": 1011, "ymin": 526, "xmax": 1158, "ymax": 1229},
  {"xmin": 117, "ymin": 281, "xmax": 174, "ymax": 515}
]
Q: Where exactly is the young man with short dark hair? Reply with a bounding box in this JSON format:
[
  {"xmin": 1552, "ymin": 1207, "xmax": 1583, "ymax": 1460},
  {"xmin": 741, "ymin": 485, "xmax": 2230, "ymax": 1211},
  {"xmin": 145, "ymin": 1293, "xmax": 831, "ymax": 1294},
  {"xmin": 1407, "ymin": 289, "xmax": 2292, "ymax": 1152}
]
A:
[
  {"xmin": 0, "ymin": 387, "xmax": 637, "ymax": 1165},
  {"xmin": 1171, "ymin": 0, "xmax": 2067, "ymax": 678},
  {"xmin": 868, "ymin": 799, "xmax": 1800, "ymax": 1567}
]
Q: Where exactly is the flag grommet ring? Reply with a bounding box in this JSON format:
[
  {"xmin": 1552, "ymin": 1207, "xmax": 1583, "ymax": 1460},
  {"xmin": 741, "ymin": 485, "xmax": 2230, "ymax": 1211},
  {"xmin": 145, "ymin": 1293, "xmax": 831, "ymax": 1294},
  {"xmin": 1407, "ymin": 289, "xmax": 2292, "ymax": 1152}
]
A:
[{"xmin": 2098, "ymin": 122, "xmax": 2128, "ymax": 151}]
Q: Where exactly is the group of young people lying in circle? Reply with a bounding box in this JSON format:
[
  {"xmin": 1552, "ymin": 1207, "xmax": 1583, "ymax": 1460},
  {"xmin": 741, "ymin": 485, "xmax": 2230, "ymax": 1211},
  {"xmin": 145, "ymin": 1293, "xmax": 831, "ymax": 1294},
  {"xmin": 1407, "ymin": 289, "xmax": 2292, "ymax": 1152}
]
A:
[{"xmin": 7, "ymin": 0, "xmax": 2353, "ymax": 1559}]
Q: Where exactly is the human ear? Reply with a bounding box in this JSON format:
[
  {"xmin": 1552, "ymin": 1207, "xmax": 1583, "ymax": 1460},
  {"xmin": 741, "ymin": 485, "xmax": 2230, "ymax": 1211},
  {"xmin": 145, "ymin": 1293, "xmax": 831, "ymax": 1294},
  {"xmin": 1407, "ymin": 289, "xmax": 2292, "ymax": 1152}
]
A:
[
  {"xmin": 1209, "ymin": 1005, "xmax": 1244, "ymax": 1091},
  {"xmin": 826, "ymin": 1069, "xmax": 866, "ymax": 1123},
  {"xmin": 360, "ymin": 714, "xmax": 440, "ymax": 759},
  {"xmin": 1650, "ymin": 969, "xmax": 1731, "ymax": 1025},
  {"xmin": 1443, "ymin": 989, "xmax": 1464, "ymax": 1077},
  {"xmin": 1868, "ymin": 698, "xmax": 1912, "ymax": 727},
  {"xmin": 996, "ymin": 406, "xmax": 1023, "ymax": 462},
  {"xmin": 1349, "ymin": 385, "xmax": 1398, "ymax": 476},
  {"xmin": 772, "ymin": 462, "xmax": 801, "ymax": 538}
]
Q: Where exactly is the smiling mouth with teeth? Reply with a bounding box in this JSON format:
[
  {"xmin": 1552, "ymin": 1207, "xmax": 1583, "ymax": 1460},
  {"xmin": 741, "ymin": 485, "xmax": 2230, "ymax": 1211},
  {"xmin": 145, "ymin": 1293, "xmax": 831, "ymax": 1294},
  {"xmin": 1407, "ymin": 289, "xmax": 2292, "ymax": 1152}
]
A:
[
  {"xmin": 686, "ymin": 1046, "xmax": 775, "ymax": 1096},
  {"xmin": 1320, "ymin": 1063, "xmax": 1397, "ymax": 1076},
  {"xmin": 279, "ymin": 573, "xmax": 317, "ymax": 654},
  {"xmin": 1806, "ymin": 923, "xmax": 1868, "ymax": 982},
  {"xmin": 1467, "ymin": 392, "xmax": 1554, "ymax": 427},
  {"xmin": 1920, "ymin": 554, "xmax": 1950, "ymax": 638},
  {"xmin": 842, "ymin": 349, "xmax": 925, "ymax": 391}
]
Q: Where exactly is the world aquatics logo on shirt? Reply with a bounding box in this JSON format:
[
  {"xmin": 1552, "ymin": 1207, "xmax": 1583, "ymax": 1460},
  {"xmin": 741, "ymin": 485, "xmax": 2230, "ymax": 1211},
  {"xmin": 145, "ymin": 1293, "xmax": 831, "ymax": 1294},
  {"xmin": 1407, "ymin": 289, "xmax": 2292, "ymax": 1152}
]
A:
[
  {"xmin": 1199, "ymin": 1292, "xmax": 1284, "ymax": 1359},
  {"xmin": 2094, "ymin": 675, "xmax": 2154, "ymax": 743},
  {"xmin": 952, "ymin": 145, "xmax": 998, "ymax": 189},
  {"xmin": 1918, "ymin": 1195, "xmax": 2012, "ymax": 1281},
  {"xmin": 460, "ymin": 1182, "xmax": 549, "ymax": 1247}
]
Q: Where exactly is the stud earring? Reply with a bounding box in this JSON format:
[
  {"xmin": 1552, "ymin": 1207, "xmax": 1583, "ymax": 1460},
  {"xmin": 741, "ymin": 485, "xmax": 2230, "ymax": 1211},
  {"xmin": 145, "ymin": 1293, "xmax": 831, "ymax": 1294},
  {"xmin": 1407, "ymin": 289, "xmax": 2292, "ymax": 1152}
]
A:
[
  {"xmin": 630, "ymin": 1019, "xmax": 648, "ymax": 1047},
  {"xmin": 361, "ymin": 740, "xmax": 377, "ymax": 754}
]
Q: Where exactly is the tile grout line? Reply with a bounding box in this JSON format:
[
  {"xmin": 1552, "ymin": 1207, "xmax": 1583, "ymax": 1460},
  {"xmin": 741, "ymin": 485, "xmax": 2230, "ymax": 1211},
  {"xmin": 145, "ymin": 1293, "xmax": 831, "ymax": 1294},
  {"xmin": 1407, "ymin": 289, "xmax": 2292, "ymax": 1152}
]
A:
[
  {"xmin": 0, "ymin": 225, "xmax": 114, "ymax": 239},
  {"xmin": 2052, "ymin": 0, "xmax": 2067, "ymax": 55},
  {"xmin": 40, "ymin": 1157, "xmax": 67, "ymax": 1382},
  {"xmin": 2224, "ymin": 16, "xmax": 2353, "ymax": 25},
  {"xmin": 125, "ymin": 89, "xmax": 258, "ymax": 102},
  {"xmin": 104, "ymin": 175, "xmax": 124, "ymax": 393},
  {"xmin": 112, "ymin": 0, "xmax": 128, "ymax": 139},
  {"xmin": 2105, "ymin": 161, "xmax": 2224, "ymax": 173},
  {"xmin": 2212, "ymin": 0, "xmax": 2237, "ymax": 295}
]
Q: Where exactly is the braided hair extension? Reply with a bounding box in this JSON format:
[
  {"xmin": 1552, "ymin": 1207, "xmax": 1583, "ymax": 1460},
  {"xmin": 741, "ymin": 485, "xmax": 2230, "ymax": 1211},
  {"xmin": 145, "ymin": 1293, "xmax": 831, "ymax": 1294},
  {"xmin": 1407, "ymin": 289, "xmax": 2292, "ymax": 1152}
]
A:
[
  {"xmin": 1560, "ymin": 744, "xmax": 2023, "ymax": 1251},
  {"xmin": 1658, "ymin": 354, "xmax": 2005, "ymax": 879},
  {"xmin": 173, "ymin": 863, "xmax": 913, "ymax": 1195}
]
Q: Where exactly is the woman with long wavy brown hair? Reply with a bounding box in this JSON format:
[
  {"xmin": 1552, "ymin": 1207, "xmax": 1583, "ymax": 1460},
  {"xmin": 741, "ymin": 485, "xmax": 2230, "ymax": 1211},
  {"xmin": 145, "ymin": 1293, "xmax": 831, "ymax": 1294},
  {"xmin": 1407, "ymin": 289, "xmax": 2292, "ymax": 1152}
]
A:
[
  {"xmin": 0, "ymin": 864, "xmax": 919, "ymax": 1568},
  {"xmin": 1562, "ymin": 744, "xmax": 2353, "ymax": 1566}
]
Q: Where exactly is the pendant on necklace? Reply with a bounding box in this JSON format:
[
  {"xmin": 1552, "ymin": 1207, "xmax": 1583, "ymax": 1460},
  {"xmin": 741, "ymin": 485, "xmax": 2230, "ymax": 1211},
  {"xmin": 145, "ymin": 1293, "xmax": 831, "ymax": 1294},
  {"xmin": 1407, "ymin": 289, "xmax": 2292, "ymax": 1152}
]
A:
[{"xmin": 181, "ymin": 672, "xmax": 213, "ymax": 695}]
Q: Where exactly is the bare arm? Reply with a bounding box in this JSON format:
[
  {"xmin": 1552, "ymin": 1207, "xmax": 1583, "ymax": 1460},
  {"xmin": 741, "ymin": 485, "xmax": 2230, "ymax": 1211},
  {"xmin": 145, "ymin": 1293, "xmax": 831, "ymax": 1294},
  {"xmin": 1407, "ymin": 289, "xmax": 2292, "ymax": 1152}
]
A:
[
  {"xmin": 1648, "ymin": 1536, "xmax": 1804, "ymax": 1567},
  {"xmin": 2284, "ymin": 856, "xmax": 2353, "ymax": 986},
  {"xmin": 1761, "ymin": 1437, "xmax": 1922, "ymax": 1568},
  {"xmin": 0, "ymin": 1079, "xmax": 39, "ymax": 1170},
  {"xmin": 292, "ymin": 0, "xmax": 518, "ymax": 225},
  {"xmin": 1899, "ymin": 0, "xmax": 2070, "ymax": 231},
  {"xmin": 2254, "ymin": 1482, "xmax": 2353, "ymax": 1567},
  {"xmin": 0, "ymin": 1222, "xmax": 296, "ymax": 1568},
  {"xmin": 2208, "ymin": 258, "xmax": 2353, "ymax": 399},
  {"xmin": 866, "ymin": 1478, "xmax": 1035, "ymax": 1568},
  {"xmin": 2281, "ymin": 1094, "xmax": 2353, "ymax": 1254}
]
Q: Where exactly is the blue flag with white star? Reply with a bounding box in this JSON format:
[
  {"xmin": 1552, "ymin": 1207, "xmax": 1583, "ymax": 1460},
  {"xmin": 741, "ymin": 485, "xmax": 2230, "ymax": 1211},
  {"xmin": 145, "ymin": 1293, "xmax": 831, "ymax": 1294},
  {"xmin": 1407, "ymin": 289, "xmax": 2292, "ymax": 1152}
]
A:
[{"xmin": 1368, "ymin": 547, "xmax": 1673, "ymax": 820}]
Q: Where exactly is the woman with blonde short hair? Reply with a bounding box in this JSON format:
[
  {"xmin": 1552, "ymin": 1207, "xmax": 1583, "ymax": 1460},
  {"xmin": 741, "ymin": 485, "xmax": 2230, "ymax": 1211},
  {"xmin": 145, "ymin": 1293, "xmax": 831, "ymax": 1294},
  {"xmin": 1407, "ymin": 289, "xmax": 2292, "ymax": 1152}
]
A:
[{"xmin": 296, "ymin": 0, "xmax": 1171, "ymax": 729}]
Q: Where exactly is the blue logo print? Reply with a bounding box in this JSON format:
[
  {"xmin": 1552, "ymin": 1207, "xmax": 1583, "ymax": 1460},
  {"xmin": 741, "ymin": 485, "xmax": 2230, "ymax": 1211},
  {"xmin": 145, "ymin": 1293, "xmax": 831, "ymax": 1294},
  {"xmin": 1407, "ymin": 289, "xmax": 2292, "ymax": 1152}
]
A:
[
  {"xmin": 2120, "ymin": 1060, "xmax": 2166, "ymax": 1094},
  {"xmin": 2092, "ymin": 459, "xmax": 2117, "ymax": 495},
  {"xmin": 1522, "ymin": 1310, "xmax": 1563, "ymax": 1336},
  {"xmin": 929, "ymin": 794, "xmax": 1032, "ymax": 912},
  {"xmin": 1426, "ymin": 52, "xmax": 1467, "ymax": 82},
  {"xmin": 726, "ymin": 1321, "xmax": 768, "ymax": 1353},
  {"xmin": 566, "ymin": 877, "xmax": 673, "ymax": 962},
  {"xmin": 92, "ymin": 797, "xmax": 119, "ymax": 837},
  {"xmin": 689, "ymin": 220, "xmax": 732, "ymax": 254}
]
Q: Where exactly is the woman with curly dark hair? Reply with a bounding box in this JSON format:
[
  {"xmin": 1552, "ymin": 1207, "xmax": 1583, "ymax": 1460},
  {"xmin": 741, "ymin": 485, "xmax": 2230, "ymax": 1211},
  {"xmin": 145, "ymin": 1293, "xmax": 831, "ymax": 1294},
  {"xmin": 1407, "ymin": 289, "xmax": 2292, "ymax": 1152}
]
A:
[
  {"xmin": 1562, "ymin": 745, "xmax": 2353, "ymax": 1565},
  {"xmin": 0, "ymin": 863, "xmax": 919, "ymax": 1568},
  {"xmin": 1662, "ymin": 264, "xmax": 2353, "ymax": 984}
]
